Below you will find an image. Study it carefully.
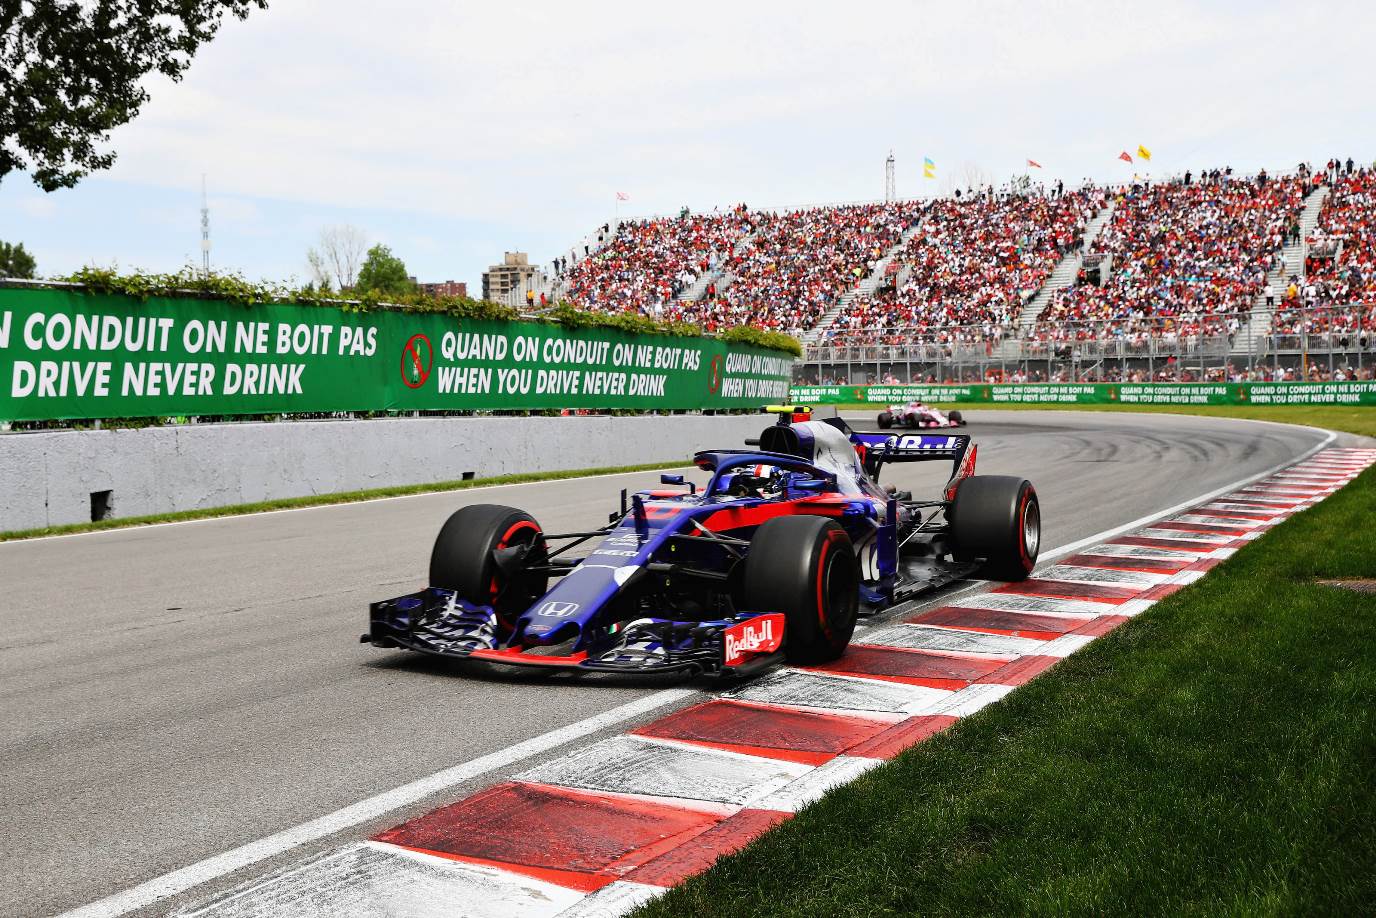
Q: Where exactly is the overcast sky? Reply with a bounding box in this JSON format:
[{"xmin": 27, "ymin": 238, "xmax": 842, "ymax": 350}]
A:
[{"xmin": 1, "ymin": 0, "xmax": 1373, "ymax": 291}]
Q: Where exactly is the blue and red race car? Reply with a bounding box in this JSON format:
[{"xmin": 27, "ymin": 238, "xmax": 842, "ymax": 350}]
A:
[{"xmin": 363, "ymin": 407, "xmax": 1039, "ymax": 678}]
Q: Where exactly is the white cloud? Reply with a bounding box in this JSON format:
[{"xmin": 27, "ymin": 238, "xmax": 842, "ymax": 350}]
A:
[{"xmin": 15, "ymin": 196, "xmax": 57, "ymax": 219}]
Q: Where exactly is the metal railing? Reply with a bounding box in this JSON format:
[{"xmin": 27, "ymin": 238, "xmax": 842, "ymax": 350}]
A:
[{"xmin": 798, "ymin": 304, "xmax": 1375, "ymax": 383}]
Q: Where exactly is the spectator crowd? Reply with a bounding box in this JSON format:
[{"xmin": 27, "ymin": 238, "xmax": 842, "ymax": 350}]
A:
[
  {"xmin": 1035, "ymin": 171, "xmax": 1304, "ymax": 344},
  {"xmin": 554, "ymin": 162, "xmax": 1371, "ymax": 356},
  {"xmin": 823, "ymin": 187, "xmax": 1104, "ymax": 347},
  {"xmin": 1275, "ymin": 166, "xmax": 1376, "ymax": 339},
  {"xmin": 560, "ymin": 205, "xmax": 754, "ymax": 310}
]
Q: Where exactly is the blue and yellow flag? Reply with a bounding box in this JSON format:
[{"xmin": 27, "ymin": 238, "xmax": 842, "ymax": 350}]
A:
[{"xmin": 923, "ymin": 156, "xmax": 936, "ymax": 179}]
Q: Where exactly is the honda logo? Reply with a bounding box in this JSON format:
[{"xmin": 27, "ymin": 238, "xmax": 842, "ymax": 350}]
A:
[{"xmin": 536, "ymin": 601, "xmax": 580, "ymax": 618}]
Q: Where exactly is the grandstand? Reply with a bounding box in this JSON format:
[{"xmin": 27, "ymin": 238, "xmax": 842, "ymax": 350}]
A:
[{"xmin": 544, "ymin": 163, "xmax": 1375, "ymax": 383}]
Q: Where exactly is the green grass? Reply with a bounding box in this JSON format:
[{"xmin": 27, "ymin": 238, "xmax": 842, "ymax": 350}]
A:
[
  {"xmin": 829, "ymin": 402, "xmax": 1376, "ymax": 439},
  {"xmin": 0, "ymin": 461, "xmax": 686, "ymax": 542},
  {"xmin": 638, "ymin": 442, "xmax": 1376, "ymax": 915}
]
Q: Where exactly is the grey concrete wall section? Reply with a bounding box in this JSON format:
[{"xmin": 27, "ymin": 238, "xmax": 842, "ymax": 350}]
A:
[{"xmin": 0, "ymin": 414, "xmax": 771, "ymax": 531}]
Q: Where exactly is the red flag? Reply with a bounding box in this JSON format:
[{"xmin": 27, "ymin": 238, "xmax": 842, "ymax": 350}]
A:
[
  {"xmin": 1118, "ymin": 151, "xmax": 1133, "ymax": 163},
  {"xmin": 1027, "ymin": 159, "xmax": 1042, "ymax": 169}
]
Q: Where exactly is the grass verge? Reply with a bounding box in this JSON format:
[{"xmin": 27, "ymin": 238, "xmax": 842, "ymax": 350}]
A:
[
  {"xmin": 0, "ymin": 461, "xmax": 687, "ymax": 542},
  {"xmin": 828, "ymin": 402, "xmax": 1376, "ymax": 439},
  {"xmin": 638, "ymin": 461, "xmax": 1376, "ymax": 914}
]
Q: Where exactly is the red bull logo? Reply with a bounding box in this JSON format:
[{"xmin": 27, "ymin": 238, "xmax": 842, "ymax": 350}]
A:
[{"xmin": 723, "ymin": 614, "xmax": 785, "ymax": 666}]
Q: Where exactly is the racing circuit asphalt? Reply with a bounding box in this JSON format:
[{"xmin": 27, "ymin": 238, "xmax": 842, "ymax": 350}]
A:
[{"xmin": 3, "ymin": 410, "xmax": 1370, "ymax": 917}]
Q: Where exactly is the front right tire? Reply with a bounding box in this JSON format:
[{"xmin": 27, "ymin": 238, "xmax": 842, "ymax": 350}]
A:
[{"xmin": 430, "ymin": 503, "xmax": 549, "ymax": 627}]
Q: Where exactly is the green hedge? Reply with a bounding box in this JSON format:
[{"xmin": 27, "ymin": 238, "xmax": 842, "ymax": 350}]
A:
[{"xmin": 41, "ymin": 268, "xmax": 802, "ymax": 357}]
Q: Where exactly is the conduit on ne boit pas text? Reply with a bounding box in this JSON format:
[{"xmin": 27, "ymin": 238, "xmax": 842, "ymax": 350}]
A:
[
  {"xmin": 5, "ymin": 311, "xmax": 377, "ymax": 401},
  {"xmin": 790, "ymin": 382, "xmax": 1376, "ymax": 406},
  {"xmin": 435, "ymin": 333, "xmax": 701, "ymax": 397},
  {"xmin": 0, "ymin": 287, "xmax": 795, "ymax": 419},
  {"xmin": 432, "ymin": 331, "xmax": 790, "ymax": 399}
]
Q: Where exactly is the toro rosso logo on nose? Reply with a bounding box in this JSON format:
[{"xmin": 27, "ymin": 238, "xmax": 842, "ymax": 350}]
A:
[
  {"xmin": 536, "ymin": 601, "xmax": 580, "ymax": 617},
  {"xmin": 723, "ymin": 614, "xmax": 786, "ymax": 666}
]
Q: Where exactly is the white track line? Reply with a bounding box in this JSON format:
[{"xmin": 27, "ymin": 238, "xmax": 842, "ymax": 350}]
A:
[
  {"xmin": 58, "ymin": 429, "xmax": 1340, "ymax": 918},
  {"xmin": 55, "ymin": 689, "xmax": 695, "ymax": 918}
]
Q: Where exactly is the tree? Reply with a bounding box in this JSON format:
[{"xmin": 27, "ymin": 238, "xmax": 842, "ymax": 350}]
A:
[
  {"xmin": 0, "ymin": 240, "xmax": 37, "ymax": 278},
  {"xmin": 305, "ymin": 225, "xmax": 366, "ymax": 290},
  {"xmin": 305, "ymin": 249, "xmax": 332, "ymax": 293},
  {"xmin": 1, "ymin": 1, "xmax": 266, "ymax": 191},
  {"xmin": 355, "ymin": 244, "xmax": 414, "ymax": 296}
]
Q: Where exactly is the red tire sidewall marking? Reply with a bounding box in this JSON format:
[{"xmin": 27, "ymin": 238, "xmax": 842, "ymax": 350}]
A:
[
  {"xmin": 401, "ymin": 334, "xmax": 433, "ymax": 389},
  {"xmin": 816, "ymin": 529, "xmax": 845, "ymax": 641},
  {"xmin": 1016, "ymin": 486, "xmax": 1036, "ymax": 572},
  {"xmin": 489, "ymin": 520, "xmax": 541, "ymax": 623}
]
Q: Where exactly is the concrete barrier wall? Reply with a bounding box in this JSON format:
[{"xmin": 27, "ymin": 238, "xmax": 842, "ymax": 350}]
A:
[{"xmin": 0, "ymin": 414, "xmax": 771, "ymax": 532}]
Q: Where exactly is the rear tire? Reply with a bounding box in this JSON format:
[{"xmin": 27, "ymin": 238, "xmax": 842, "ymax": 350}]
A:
[
  {"xmin": 743, "ymin": 516, "xmax": 859, "ymax": 664},
  {"xmin": 948, "ymin": 409, "xmax": 964, "ymax": 425},
  {"xmin": 949, "ymin": 476, "xmax": 1039, "ymax": 581},
  {"xmin": 430, "ymin": 504, "xmax": 549, "ymax": 626},
  {"xmin": 877, "ymin": 411, "xmax": 893, "ymax": 429}
]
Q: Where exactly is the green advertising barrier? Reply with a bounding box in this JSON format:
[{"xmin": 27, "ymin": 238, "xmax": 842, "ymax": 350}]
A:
[
  {"xmin": 789, "ymin": 382, "xmax": 1376, "ymax": 406},
  {"xmin": 0, "ymin": 287, "xmax": 794, "ymax": 421}
]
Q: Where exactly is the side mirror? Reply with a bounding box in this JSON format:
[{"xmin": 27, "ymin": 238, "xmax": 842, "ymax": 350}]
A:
[{"xmin": 659, "ymin": 473, "xmax": 696, "ymax": 495}]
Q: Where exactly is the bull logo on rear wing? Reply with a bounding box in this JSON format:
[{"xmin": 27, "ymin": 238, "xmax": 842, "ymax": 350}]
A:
[{"xmin": 883, "ymin": 434, "xmax": 964, "ymax": 453}]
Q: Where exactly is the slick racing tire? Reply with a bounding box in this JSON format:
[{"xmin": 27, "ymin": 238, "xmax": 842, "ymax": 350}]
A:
[
  {"xmin": 430, "ymin": 504, "xmax": 549, "ymax": 627},
  {"xmin": 877, "ymin": 411, "xmax": 893, "ymax": 429},
  {"xmin": 948, "ymin": 410, "xmax": 964, "ymax": 425},
  {"xmin": 905, "ymin": 413, "xmax": 920, "ymax": 429},
  {"xmin": 949, "ymin": 476, "xmax": 1039, "ymax": 581},
  {"xmin": 743, "ymin": 516, "xmax": 859, "ymax": 664}
]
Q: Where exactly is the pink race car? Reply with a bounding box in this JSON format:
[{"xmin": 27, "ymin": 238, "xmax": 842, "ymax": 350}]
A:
[{"xmin": 877, "ymin": 401, "xmax": 966, "ymax": 429}]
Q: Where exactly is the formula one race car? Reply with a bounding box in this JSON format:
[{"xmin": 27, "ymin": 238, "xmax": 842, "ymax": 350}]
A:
[
  {"xmin": 362, "ymin": 406, "xmax": 1038, "ymax": 678},
  {"xmin": 877, "ymin": 401, "xmax": 966, "ymax": 429}
]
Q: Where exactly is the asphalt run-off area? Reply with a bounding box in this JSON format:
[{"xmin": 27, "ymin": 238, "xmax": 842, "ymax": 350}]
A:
[{"xmin": 5, "ymin": 410, "xmax": 1373, "ymax": 918}]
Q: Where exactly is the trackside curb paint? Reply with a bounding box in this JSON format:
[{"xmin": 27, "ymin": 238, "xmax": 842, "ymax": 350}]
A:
[{"xmin": 55, "ymin": 689, "xmax": 694, "ymax": 918}]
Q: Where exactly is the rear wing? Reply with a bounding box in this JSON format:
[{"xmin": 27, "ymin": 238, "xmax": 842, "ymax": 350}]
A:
[
  {"xmin": 850, "ymin": 432, "xmax": 968, "ymax": 458},
  {"xmin": 849, "ymin": 431, "xmax": 973, "ymax": 485}
]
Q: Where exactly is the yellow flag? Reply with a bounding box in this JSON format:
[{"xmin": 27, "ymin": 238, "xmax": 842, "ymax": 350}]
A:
[{"xmin": 1137, "ymin": 144, "xmax": 1152, "ymax": 161}]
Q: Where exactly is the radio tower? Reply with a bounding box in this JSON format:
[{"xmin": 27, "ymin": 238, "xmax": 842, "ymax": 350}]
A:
[
  {"xmin": 884, "ymin": 151, "xmax": 896, "ymax": 203},
  {"xmin": 200, "ymin": 175, "xmax": 212, "ymax": 276}
]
